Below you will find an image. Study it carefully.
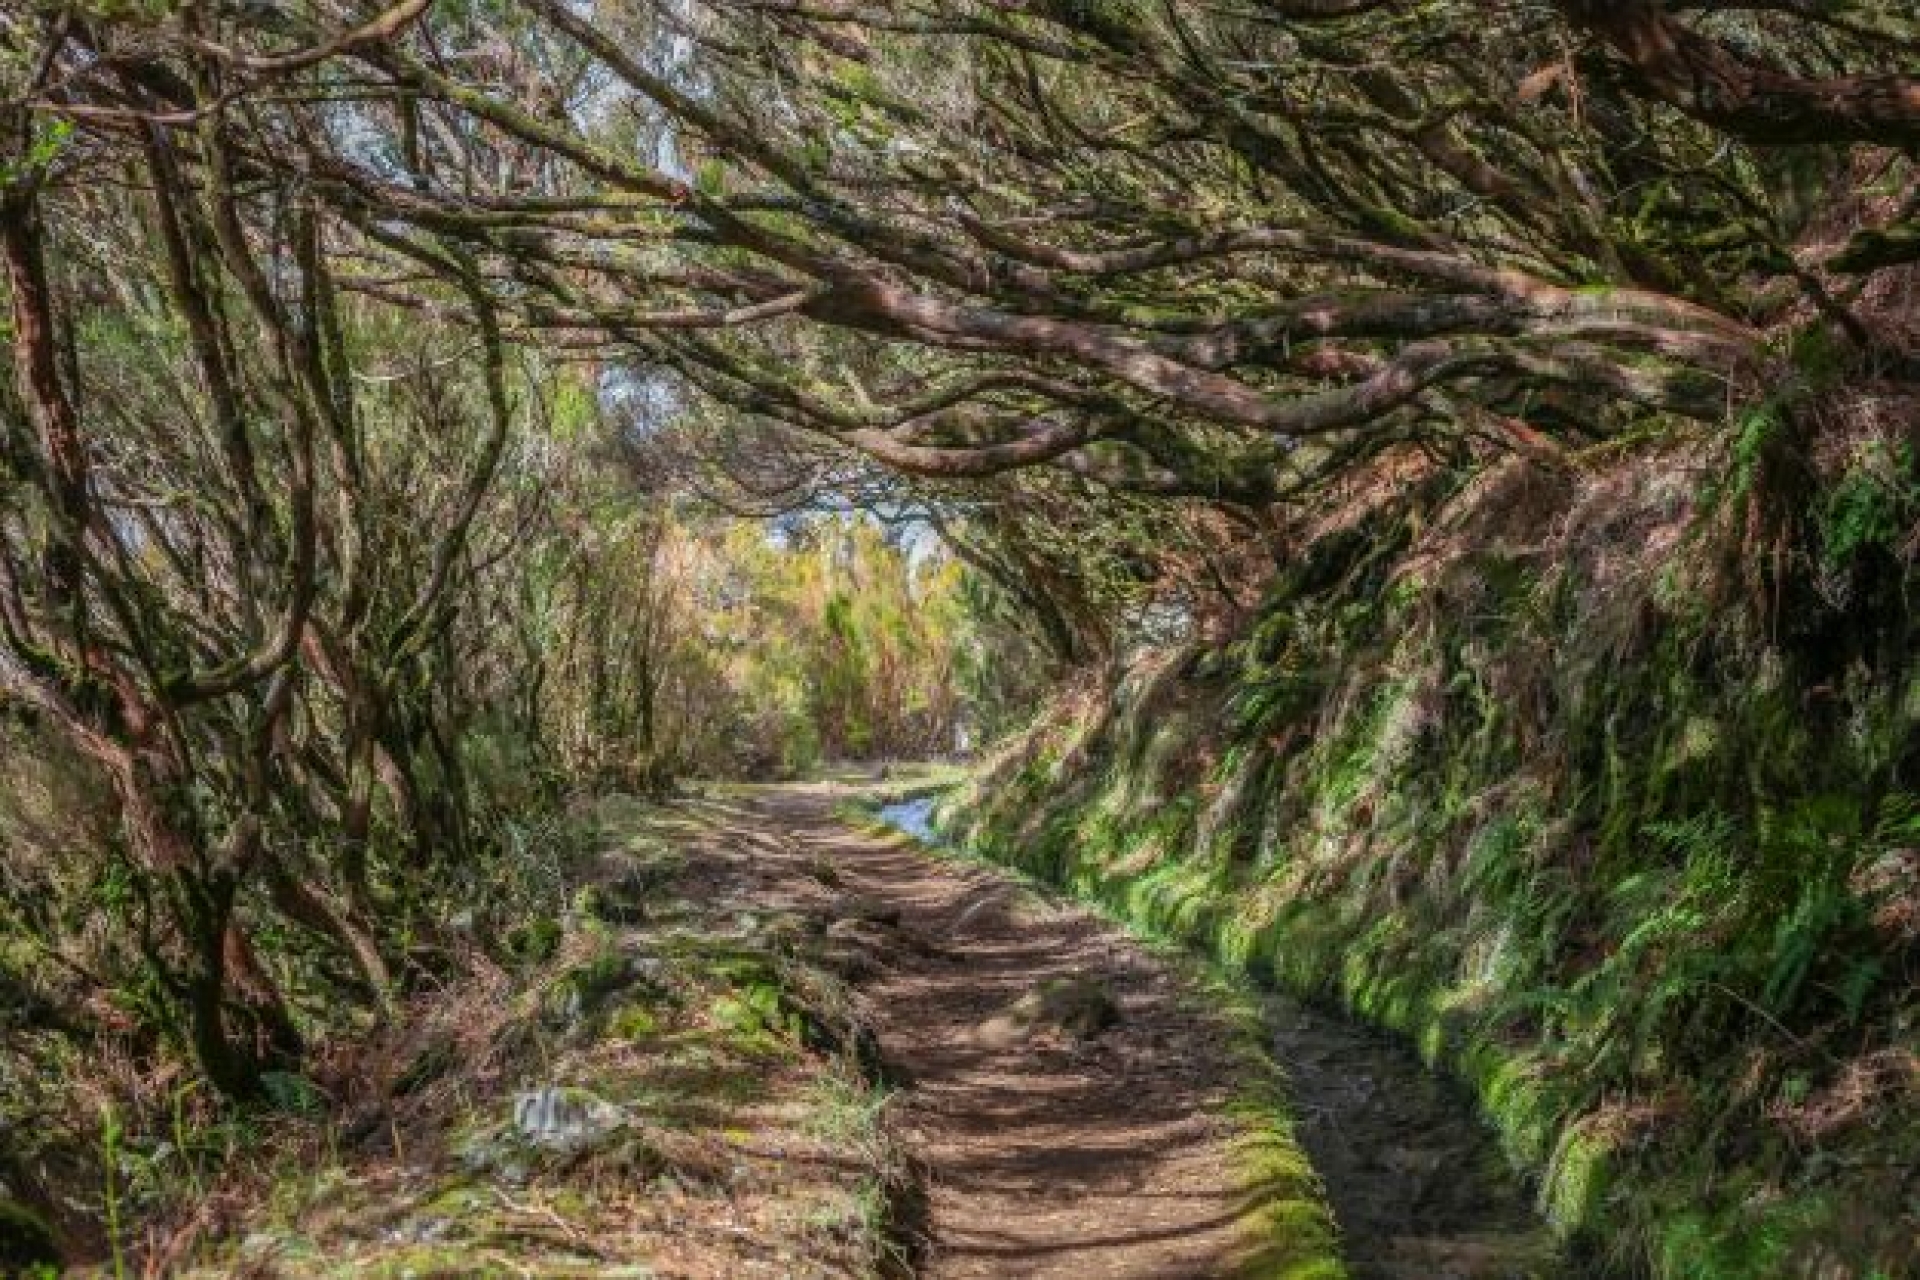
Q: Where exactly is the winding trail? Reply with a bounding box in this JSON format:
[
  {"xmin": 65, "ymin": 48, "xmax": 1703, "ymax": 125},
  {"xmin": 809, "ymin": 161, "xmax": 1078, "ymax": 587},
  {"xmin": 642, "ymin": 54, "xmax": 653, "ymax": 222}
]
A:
[
  {"xmin": 715, "ymin": 782, "xmax": 1276, "ymax": 1279},
  {"xmin": 696, "ymin": 781, "xmax": 1565, "ymax": 1279}
]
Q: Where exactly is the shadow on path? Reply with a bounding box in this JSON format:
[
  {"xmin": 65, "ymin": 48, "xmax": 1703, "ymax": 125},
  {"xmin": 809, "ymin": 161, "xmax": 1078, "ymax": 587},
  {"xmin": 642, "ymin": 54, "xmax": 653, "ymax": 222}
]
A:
[{"xmin": 728, "ymin": 784, "xmax": 1264, "ymax": 1280}]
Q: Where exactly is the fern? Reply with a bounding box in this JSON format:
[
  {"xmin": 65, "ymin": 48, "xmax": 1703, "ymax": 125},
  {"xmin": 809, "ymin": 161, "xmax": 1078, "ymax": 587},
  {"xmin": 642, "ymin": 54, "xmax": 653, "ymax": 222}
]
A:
[
  {"xmin": 1817, "ymin": 439, "xmax": 1917, "ymax": 566},
  {"xmin": 1762, "ymin": 872, "xmax": 1863, "ymax": 1017}
]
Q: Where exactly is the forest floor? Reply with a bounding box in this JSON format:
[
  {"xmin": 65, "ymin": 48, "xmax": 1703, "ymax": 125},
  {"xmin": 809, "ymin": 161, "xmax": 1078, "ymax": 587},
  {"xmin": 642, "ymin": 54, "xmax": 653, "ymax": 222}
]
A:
[
  {"xmin": 150, "ymin": 772, "xmax": 1569, "ymax": 1278},
  {"xmin": 148, "ymin": 771, "xmax": 1335, "ymax": 1278},
  {"xmin": 159, "ymin": 791, "xmax": 913, "ymax": 1278}
]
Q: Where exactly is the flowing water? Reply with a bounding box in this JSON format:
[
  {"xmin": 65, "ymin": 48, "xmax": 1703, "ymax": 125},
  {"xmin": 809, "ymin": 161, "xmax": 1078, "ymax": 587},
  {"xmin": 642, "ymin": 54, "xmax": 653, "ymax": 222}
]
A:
[{"xmin": 877, "ymin": 795, "xmax": 940, "ymax": 843}]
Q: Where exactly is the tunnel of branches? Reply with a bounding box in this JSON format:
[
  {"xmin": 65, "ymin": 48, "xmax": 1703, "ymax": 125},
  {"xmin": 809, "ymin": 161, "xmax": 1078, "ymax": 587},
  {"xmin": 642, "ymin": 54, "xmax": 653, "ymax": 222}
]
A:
[{"xmin": 0, "ymin": 2, "xmax": 1914, "ymax": 1271}]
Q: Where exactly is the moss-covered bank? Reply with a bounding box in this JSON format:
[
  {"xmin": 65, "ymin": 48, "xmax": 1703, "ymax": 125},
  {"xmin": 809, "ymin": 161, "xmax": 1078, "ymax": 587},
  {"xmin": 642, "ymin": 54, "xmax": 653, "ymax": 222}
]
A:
[{"xmin": 943, "ymin": 422, "xmax": 1917, "ymax": 1277}]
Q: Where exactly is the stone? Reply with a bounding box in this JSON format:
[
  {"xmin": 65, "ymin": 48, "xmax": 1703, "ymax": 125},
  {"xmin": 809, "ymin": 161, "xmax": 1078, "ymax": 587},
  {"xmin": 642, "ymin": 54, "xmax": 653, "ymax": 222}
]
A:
[
  {"xmin": 836, "ymin": 896, "xmax": 903, "ymax": 929},
  {"xmin": 824, "ymin": 916, "xmax": 887, "ymax": 945},
  {"xmin": 511, "ymin": 1086, "xmax": 628, "ymax": 1151},
  {"xmin": 974, "ymin": 976, "xmax": 1120, "ymax": 1048},
  {"xmin": 949, "ymin": 883, "xmax": 1020, "ymax": 936}
]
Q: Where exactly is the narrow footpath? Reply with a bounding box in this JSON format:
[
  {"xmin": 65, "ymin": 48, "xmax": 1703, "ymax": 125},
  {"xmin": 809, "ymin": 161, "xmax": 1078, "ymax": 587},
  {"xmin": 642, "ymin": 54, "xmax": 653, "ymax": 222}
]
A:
[
  {"xmin": 699, "ymin": 782, "xmax": 1304, "ymax": 1280},
  {"xmin": 691, "ymin": 780, "xmax": 1568, "ymax": 1280}
]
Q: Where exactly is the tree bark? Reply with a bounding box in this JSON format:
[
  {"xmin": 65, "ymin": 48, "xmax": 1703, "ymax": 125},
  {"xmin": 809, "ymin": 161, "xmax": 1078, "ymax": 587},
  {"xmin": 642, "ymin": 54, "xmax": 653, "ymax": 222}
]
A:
[{"xmin": 1559, "ymin": 0, "xmax": 1920, "ymax": 145}]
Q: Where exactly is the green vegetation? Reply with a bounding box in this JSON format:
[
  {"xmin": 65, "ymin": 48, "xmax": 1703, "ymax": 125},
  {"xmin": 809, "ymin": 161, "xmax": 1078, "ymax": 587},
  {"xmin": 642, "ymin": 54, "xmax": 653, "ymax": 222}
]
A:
[
  {"xmin": 596, "ymin": 514, "xmax": 986, "ymax": 778},
  {"xmin": 131, "ymin": 800, "xmax": 910, "ymax": 1277},
  {"xmin": 3, "ymin": 0, "xmax": 1914, "ymax": 1274},
  {"xmin": 943, "ymin": 427, "xmax": 1918, "ymax": 1276}
]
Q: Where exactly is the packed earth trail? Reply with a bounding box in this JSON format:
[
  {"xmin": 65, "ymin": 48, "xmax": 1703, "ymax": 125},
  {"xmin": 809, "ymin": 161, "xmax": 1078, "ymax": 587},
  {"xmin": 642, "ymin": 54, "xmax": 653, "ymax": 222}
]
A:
[
  {"xmin": 700, "ymin": 782, "xmax": 1288, "ymax": 1279},
  {"xmin": 698, "ymin": 778, "xmax": 1572, "ymax": 1280}
]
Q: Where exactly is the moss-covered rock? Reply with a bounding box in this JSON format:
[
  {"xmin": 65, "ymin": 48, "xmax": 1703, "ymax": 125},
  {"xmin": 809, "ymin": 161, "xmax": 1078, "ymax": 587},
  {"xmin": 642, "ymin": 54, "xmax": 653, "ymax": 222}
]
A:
[{"xmin": 974, "ymin": 975, "xmax": 1119, "ymax": 1048}]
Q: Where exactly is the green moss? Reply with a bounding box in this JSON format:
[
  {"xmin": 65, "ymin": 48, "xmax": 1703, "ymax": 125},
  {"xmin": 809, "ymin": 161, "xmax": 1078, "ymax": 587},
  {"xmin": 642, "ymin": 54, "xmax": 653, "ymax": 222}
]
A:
[
  {"xmin": 1540, "ymin": 1118, "xmax": 1614, "ymax": 1231},
  {"xmin": 505, "ymin": 916, "xmax": 562, "ymax": 964},
  {"xmin": 1222, "ymin": 1020, "xmax": 1347, "ymax": 1280},
  {"xmin": 1227, "ymin": 1118, "xmax": 1348, "ymax": 1280},
  {"xmin": 605, "ymin": 1002, "xmax": 662, "ymax": 1040}
]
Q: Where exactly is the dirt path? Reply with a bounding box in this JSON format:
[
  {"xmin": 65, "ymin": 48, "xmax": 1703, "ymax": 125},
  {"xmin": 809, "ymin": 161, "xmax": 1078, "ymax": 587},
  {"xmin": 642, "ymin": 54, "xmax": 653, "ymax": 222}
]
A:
[{"xmin": 701, "ymin": 783, "xmax": 1285, "ymax": 1280}]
